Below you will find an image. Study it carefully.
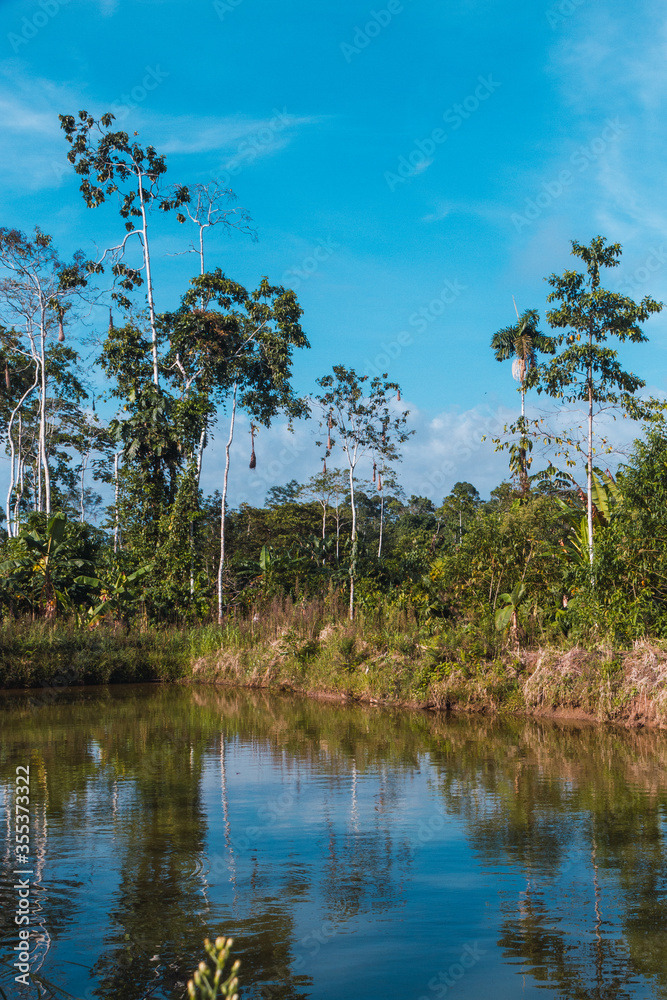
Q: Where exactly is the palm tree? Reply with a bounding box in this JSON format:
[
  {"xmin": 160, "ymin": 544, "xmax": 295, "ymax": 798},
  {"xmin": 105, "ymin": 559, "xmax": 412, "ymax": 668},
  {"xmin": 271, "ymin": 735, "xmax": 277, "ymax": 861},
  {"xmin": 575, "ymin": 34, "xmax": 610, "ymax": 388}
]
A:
[
  {"xmin": 491, "ymin": 306, "xmax": 555, "ymax": 417},
  {"xmin": 491, "ymin": 304, "xmax": 555, "ymax": 488}
]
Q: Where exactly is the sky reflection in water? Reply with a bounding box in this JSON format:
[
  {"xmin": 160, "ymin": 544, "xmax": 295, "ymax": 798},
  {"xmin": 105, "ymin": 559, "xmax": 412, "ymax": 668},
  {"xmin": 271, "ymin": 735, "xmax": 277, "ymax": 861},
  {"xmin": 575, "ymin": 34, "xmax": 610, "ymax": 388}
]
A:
[{"xmin": 1, "ymin": 685, "xmax": 666, "ymax": 1000}]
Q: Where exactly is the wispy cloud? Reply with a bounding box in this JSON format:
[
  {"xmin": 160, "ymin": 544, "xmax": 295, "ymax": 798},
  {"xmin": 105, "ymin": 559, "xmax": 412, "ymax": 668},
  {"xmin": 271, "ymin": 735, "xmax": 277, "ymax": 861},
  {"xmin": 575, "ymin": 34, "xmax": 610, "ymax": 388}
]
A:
[
  {"xmin": 97, "ymin": 0, "xmax": 119, "ymax": 15},
  {"xmin": 0, "ymin": 72, "xmax": 80, "ymax": 189},
  {"xmin": 157, "ymin": 111, "xmax": 323, "ymax": 157},
  {"xmin": 0, "ymin": 68, "xmax": 323, "ymax": 193},
  {"xmin": 422, "ymin": 199, "xmax": 509, "ymax": 226}
]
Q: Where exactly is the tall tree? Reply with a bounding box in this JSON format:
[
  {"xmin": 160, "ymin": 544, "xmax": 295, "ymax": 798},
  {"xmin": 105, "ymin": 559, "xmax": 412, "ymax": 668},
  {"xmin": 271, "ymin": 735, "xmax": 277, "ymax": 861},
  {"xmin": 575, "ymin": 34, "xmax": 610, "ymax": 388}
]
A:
[
  {"xmin": 437, "ymin": 481, "xmax": 481, "ymax": 546},
  {"xmin": 179, "ymin": 180, "xmax": 255, "ymax": 281},
  {"xmin": 314, "ymin": 367, "xmax": 411, "ymax": 618},
  {"xmin": 527, "ymin": 237, "xmax": 662, "ymax": 570},
  {"xmin": 0, "ymin": 228, "xmax": 90, "ymax": 526},
  {"xmin": 167, "ymin": 270, "xmax": 309, "ymax": 620},
  {"xmin": 60, "ymin": 110, "xmax": 190, "ymax": 386},
  {"xmin": 491, "ymin": 306, "xmax": 555, "ymax": 490}
]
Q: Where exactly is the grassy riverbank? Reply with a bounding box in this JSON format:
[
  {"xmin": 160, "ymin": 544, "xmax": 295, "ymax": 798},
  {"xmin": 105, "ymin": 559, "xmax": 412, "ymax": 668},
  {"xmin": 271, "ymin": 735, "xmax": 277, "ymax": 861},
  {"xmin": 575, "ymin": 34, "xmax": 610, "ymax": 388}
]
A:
[
  {"xmin": 192, "ymin": 628, "xmax": 667, "ymax": 728},
  {"xmin": 0, "ymin": 619, "xmax": 216, "ymax": 688},
  {"xmin": 2, "ymin": 602, "xmax": 667, "ymax": 727}
]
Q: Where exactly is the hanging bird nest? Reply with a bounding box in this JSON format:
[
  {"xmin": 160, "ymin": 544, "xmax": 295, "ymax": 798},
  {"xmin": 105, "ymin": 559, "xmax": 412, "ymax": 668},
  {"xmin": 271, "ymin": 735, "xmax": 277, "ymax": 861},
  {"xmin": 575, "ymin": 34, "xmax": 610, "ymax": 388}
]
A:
[
  {"xmin": 249, "ymin": 424, "xmax": 257, "ymax": 469},
  {"xmin": 58, "ymin": 316, "xmax": 65, "ymax": 343}
]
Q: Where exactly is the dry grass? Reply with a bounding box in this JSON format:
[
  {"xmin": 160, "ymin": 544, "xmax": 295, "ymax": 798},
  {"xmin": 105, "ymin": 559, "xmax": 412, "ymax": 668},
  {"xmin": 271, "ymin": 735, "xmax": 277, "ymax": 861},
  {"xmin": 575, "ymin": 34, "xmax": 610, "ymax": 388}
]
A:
[
  {"xmin": 5, "ymin": 604, "xmax": 667, "ymax": 728},
  {"xmin": 193, "ymin": 604, "xmax": 667, "ymax": 727}
]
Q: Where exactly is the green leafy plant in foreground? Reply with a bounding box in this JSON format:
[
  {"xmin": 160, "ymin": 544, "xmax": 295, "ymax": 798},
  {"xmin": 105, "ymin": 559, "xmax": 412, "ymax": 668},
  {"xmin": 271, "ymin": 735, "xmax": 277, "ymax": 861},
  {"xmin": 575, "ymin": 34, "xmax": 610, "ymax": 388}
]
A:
[
  {"xmin": 188, "ymin": 937, "xmax": 240, "ymax": 999},
  {"xmin": 495, "ymin": 582, "xmax": 526, "ymax": 633},
  {"xmin": 0, "ymin": 512, "xmax": 98, "ymax": 615}
]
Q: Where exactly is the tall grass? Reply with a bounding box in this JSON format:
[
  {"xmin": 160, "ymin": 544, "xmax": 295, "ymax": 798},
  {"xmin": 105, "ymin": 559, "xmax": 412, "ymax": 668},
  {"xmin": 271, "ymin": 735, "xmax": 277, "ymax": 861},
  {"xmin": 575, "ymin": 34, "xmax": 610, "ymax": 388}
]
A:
[{"xmin": 0, "ymin": 618, "xmax": 211, "ymax": 689}]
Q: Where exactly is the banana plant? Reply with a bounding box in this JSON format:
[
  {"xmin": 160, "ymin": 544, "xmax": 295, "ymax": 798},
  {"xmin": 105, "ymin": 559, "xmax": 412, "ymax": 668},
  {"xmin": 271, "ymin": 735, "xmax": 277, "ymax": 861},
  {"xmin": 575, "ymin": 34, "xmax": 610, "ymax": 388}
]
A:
[
  {"xmin": 0, "ymin": 512, "xmax": 97, "ymax": 616},
  {"xmin": 495, "ymin": 581, "xmax": 526, "ymax": 633},
  {"xmin": 556, "ymin": 469, "xmax": 618, "ymax": 567},
  {"xmin": 82, "ymin": 564, "xmax": 151, "ymax": 627}
]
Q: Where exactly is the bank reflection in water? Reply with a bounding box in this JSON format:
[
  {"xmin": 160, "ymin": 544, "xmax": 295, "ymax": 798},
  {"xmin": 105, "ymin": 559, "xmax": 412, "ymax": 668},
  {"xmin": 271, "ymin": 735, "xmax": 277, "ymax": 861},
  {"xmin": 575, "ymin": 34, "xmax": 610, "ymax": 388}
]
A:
[{"xmin": 0, "ymin": 686, "xmax": 666, "ymax": 1000}]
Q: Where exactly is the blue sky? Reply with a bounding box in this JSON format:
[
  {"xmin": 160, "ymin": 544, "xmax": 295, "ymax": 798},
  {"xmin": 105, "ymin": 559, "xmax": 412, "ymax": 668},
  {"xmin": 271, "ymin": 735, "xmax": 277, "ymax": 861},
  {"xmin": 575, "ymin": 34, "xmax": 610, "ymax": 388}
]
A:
[{"xmin": 2, "ymin": 0, "xmax": 667, "ymax": 503}]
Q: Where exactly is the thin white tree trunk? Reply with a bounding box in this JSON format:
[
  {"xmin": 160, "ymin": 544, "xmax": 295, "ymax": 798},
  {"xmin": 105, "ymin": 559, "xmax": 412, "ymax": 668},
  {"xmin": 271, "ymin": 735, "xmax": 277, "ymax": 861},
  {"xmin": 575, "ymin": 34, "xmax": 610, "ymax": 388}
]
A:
[
  {"xmin": 218, "ymin": 384, "xmax": 238, "ymax": 623},
  {"xmin": 6, "ymin": 419, "xmax": 16, "ymax": 536},
  {"xmin": 587, "ymin": 356, "xmax": 594, "ymax": 571},
  {"xmin": 196, "ymin": 424, "xmax": 206, "ymax": 484},
  {"xmin": 5, "ymin": 370, "xmax": 38, "ymax": 536},
  {"xmin": 113, "ymin": 452, "xmax": 120, "ymax": 554},
  {"xmin": 137, "ymin": 177, "xmax": 159, "ymax": 387},
  {"xmin": 377, "ymin": 492, "xmax": 384, "ymax": 558},
  {"xmin": 39, "ymin": 312, "xmax": 50, "ymax": 514},
  {"xmin": 348, "ymin": 458, "xmax": 357, "ymax": 621},
  {"xmin": 336, "ymin": 505, "xmax": 340, "ymax": 560},
  {"xmin": 79, "ymin": 451, "xmax": 89, "ymax": 522},
  {"xmin": 37, "ymin": 425, "xmax": 42, "ymax": 513},
  {"xmin": 13, "ymin": 453, "xmax": 24, "ymax": 534}
]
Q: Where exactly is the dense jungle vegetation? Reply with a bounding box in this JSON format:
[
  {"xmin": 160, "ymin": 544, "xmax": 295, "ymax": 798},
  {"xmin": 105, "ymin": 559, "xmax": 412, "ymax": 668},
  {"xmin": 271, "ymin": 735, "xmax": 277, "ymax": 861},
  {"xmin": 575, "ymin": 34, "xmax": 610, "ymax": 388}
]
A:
[{"xmin": 2, "ymin": 110, "xmax": 667, "ymax": 665}]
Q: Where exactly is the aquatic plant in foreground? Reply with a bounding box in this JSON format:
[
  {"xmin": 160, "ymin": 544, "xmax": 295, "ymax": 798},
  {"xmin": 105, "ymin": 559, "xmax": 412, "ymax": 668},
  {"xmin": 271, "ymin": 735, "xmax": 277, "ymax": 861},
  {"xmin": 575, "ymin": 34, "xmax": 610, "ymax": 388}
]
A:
[{"xmin": 188, "ymin": 936, "xmax": 240, "ymax": 999}]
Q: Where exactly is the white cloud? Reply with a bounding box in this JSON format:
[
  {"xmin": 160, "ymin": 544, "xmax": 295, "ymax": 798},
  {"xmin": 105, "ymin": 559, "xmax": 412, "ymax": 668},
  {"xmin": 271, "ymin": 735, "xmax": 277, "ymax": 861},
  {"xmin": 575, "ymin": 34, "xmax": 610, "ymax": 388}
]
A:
[
  {"xmin": 156, "ymin": 111, "xmax": 323, "ymax": 157},
  {"xmin": 0, "ymin": 69, "xmax": 323, "ymax": 194},
  {"xmin": 197, "ymin": 400, "xmax": 518, "ymax": 507},
  {"xmin": 0, "ymin": 74, "xmax": 81, "ymax": 190}
]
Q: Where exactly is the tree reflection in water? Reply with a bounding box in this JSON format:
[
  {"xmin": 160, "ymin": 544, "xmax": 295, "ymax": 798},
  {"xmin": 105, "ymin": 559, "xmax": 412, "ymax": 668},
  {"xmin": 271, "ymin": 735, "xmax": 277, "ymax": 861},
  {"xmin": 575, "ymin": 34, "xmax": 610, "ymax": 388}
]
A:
[{"xmin": 1, "ymin": 688, "xmax": 667, "ymax": 999}]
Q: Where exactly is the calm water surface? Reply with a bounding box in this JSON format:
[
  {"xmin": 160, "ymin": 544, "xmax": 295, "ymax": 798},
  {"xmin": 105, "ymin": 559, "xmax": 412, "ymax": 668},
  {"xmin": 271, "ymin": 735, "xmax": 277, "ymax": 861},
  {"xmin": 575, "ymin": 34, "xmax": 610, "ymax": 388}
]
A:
[{"xmin": 1, "ymin": 685, "xmax": 667, "ymax": 999}]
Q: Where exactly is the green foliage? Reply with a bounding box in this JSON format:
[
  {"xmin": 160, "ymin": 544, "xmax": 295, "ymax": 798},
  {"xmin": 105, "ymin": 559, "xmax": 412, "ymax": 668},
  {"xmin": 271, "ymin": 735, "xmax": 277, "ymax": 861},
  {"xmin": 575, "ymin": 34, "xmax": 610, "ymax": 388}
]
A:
[
  {"xmin": 7, "ymin": 128, "xmax": 667, "ymax": 660},
  {"xmin": 527, "ymin": 237, "xmax": 662, "ymax": 568},
  {"xmin": 0, "ymin": 512, "xmax": 102, "ymax": 615},
  {"xmin": 495, "ymin": 582, "xmax": 527, "ymax": 632},
  {"xmin": 0, "ymin": 619, "xmax": 199, "ymax": 688}
]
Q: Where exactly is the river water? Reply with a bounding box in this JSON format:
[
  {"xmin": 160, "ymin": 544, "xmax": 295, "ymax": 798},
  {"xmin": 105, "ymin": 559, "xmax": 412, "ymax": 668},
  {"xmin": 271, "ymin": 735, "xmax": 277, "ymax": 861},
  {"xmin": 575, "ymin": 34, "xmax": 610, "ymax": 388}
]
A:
[{"xmin": 1, "ymin": 684, "xmax": 667, "ymax": 999}]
